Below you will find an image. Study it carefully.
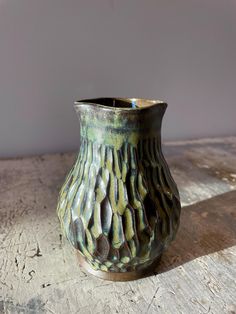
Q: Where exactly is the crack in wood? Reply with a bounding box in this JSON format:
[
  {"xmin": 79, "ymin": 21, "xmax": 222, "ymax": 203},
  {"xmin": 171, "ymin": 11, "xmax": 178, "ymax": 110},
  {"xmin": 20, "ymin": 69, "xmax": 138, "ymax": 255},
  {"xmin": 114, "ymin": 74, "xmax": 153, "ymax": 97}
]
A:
[
  {"xmin": 14, "ymin": 257, "xmax": 19, "ymax": 269},
  {"xmin": 27, "ymin": 270, "xmax": 35, "ymax": 283},
  {"xmin": 21, "ymin": 263, "xmax": 26, "ymax": 274},
  {"xmin": 29, "ymin": 243, "xmax": 42, "ymax": 258},
  {"xmin": 41, "ymin": 283, "xmax": 51, "ymax": 288},
  {"xmin": 59, "ymin": 234, "xmax": 62, "ymax": 249},
  {"xmin": 146, "ymin": 287, "xmax": 159, "ymax": 313}
]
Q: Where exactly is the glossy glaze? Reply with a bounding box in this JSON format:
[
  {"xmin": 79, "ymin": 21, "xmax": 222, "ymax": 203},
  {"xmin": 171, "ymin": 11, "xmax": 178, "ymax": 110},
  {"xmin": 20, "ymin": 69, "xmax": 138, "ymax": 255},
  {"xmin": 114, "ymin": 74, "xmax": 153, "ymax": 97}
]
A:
[{"xmin": 57, "ymin": 98, "xmax": 181, "ymax": 280}]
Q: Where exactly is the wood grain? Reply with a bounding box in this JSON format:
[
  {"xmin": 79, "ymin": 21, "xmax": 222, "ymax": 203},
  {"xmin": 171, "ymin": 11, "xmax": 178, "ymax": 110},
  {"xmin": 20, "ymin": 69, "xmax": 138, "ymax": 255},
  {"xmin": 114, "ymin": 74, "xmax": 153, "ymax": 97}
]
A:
[{"xmin": 0, "ymin": 137, "xmax": 236, "ymax": 314}]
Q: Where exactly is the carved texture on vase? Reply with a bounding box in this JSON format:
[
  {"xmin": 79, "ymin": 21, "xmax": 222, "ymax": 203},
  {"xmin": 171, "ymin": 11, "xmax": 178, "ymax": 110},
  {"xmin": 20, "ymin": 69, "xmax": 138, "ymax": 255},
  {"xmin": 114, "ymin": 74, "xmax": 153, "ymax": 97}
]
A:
[{"xmin": 57, "ymin": 136, "xmax": 181, "ymax": 272}]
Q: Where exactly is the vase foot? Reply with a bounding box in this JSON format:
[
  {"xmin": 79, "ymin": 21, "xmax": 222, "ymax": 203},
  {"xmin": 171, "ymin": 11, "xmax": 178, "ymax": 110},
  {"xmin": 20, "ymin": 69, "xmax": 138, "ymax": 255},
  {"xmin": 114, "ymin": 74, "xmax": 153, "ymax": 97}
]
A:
[{"xmin": 76, "ymin": 251, "xmax": 162, "ymax": 281}]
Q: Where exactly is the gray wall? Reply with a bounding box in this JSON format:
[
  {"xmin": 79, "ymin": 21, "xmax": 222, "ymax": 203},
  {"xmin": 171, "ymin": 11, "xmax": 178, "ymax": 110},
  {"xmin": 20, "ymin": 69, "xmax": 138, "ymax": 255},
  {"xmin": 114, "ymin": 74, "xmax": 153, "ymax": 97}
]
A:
[{"xmin": 0, "ymin": 0, "xmax": 236, "ymax": 158}]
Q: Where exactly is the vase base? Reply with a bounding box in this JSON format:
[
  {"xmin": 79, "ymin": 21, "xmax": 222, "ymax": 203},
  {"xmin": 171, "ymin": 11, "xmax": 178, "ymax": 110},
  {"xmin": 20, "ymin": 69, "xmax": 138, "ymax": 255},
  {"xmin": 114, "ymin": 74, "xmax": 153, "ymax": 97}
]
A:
[{"xmin": 76, "ymin": 251, "xmax": 162, "ymax": 281}]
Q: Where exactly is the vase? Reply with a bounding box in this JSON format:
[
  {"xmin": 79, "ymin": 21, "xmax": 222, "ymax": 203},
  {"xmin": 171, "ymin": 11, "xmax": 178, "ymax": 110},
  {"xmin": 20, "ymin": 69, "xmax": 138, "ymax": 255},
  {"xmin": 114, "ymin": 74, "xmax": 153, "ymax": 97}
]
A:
[{"xmin": 57, "ymin": 98, "xmax": 181, "ymax": 281}]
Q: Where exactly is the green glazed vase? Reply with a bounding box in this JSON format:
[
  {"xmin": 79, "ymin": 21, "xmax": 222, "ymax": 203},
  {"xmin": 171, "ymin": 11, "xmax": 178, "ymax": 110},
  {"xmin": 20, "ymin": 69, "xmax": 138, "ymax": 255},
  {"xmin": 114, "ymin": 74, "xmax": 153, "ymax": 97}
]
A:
[{"xmin": 57, "ymin": 98, "xmax": 181, "ymax": 281}]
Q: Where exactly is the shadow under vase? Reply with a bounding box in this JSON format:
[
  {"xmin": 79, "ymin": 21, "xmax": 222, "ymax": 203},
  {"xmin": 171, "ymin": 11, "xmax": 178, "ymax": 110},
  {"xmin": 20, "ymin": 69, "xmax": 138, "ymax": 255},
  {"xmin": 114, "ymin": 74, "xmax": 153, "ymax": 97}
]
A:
[{"xmin": 156, "ymin": 190, "xmax": 236, "ymax": 274}]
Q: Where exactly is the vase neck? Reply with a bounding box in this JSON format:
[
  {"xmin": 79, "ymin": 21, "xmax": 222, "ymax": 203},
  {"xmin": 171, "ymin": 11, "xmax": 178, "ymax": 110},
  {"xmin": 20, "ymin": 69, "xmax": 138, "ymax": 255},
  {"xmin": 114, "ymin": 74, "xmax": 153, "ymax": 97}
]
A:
[{"xmin": 74, "ymin": 98, "xmax": 167, "ymax": 149}]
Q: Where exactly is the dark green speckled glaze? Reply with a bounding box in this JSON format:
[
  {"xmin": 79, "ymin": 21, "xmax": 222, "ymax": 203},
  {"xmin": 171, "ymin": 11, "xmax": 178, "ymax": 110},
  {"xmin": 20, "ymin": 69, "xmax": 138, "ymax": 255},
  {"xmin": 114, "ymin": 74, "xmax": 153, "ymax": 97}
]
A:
[{"xmin": 57, "ymin": 98, "xmax": 181, "ymax": 276}]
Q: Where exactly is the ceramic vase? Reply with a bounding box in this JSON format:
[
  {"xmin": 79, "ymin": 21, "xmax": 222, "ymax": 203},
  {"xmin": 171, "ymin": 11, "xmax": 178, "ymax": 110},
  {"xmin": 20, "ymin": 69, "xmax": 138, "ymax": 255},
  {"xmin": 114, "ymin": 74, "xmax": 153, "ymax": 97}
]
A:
[{"xmin": 57, "ymin": 98, "xmax": 181, "ymax": 281}]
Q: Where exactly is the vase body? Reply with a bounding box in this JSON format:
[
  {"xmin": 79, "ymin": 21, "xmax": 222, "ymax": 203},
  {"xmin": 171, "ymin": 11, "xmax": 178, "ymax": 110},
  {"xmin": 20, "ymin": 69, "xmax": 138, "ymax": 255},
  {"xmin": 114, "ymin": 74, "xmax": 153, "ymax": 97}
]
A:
[{"xmin": 57, "ymin": 98, "xmax": 181, "ymax": 281}]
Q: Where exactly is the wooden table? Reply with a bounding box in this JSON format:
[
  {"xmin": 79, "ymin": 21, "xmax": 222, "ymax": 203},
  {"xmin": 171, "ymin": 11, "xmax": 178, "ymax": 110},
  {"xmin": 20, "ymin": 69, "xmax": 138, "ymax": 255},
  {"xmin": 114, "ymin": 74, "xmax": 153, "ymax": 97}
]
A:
[{"xmin": 0, "ymin": 137, "xmax": 236, "ymax": 314}]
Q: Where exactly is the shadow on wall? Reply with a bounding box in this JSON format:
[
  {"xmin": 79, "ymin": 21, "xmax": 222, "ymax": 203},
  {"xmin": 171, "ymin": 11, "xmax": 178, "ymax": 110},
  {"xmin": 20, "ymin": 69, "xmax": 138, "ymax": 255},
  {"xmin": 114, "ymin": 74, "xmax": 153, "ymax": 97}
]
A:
[{"xmin": 156, "ymin": 190, "xmax": 236, "ymax": 274}]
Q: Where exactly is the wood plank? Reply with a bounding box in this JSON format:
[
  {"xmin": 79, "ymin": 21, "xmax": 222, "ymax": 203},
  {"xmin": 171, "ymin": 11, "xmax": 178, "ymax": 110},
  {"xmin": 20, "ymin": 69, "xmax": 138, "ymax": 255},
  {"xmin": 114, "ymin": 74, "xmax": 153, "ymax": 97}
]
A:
[{"xmin": 0, "ymin": 137, "xmax": 236, "ymax": 313}]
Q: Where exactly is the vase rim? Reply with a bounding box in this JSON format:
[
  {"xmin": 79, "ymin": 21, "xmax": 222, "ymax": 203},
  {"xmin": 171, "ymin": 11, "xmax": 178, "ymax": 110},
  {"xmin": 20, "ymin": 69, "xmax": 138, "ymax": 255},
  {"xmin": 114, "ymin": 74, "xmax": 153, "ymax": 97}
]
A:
[{"xmin": 74, "ymin": 97, "xmax": 167, "ymax": 112}]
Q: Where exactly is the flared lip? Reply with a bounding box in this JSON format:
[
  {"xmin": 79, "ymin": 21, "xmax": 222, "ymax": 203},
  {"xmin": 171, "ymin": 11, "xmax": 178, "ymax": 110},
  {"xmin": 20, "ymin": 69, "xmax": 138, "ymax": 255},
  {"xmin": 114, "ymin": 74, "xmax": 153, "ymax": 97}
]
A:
[{"xmin": 74, "ymin": 97, "xmax": 167, "ymax": 112}]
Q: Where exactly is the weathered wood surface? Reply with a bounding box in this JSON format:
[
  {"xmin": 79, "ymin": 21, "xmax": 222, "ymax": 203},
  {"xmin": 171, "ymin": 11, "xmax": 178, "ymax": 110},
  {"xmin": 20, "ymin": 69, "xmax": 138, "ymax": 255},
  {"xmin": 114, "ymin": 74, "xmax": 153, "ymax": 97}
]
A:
[{"xmin": 0, "ymin": 137, "xmax": 236, "ymax": 314}]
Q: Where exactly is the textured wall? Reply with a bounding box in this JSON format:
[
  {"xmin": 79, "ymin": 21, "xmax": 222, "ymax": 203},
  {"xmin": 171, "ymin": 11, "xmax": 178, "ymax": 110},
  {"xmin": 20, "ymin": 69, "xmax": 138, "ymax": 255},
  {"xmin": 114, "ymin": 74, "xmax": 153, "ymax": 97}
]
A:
[{"xmin": 0, "ymin": 0, "xmax": 235, "ymax": 157}]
